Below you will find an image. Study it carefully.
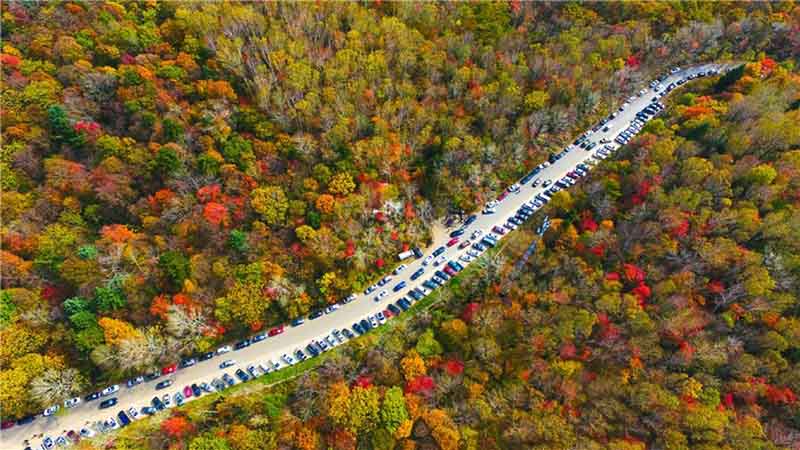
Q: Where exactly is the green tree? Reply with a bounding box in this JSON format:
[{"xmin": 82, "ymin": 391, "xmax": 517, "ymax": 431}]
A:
[
  {"xmin": 189, "ymin": 434, "xmax": 232, "ymax": 450},
  {"xmin": 221, "ymin": 134, "xmax": 254, "ymax": 170},
  {"xmin": 62, "ymin": 296, "xmax": 90, "ymax": 316},
  {"xmin": 47, "ymin": 105, "xmax": 84, "ymax": 148},
  {"xmin": 153, "ymin": 146, "xmax": 181, "ymax": 176},
  {"xmin": 93, "ymin": 285, "xmax": 127, "ymax": 313},
  {"xmin": 347, "ymin": 386, "xmax": 380, "ymax": 434},
  {"xmin": 380, "ymin": 386, "xmax": 409, "ymax": 433},
  {"xmin": 228, "ymin": 229, "xmax": 249, "ymax": 253},
  {"xmin": 214, "ymin": 281, "xmax": 268, "ymax": 328},
  {"xmin": 159, "ymin": 251, "xmax": 191, "ymax": 291},
  {"xmin": 415, "ymin": 328, "xmax": 443, "ymax": 357},
  {"xmin": 250, "ymin": 186, "xmax": 288, "ymax": 226}
]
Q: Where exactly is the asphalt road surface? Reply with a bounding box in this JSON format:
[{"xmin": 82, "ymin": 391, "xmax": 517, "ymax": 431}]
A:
[{"xmin": 1, "ymin": 62, "xmax": 729, "ymax": 450}]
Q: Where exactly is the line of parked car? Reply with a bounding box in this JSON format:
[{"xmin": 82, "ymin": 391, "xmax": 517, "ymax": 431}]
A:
[{"xmin": 19, "ymin": 65, "xmax": 728, "ymax": 450}]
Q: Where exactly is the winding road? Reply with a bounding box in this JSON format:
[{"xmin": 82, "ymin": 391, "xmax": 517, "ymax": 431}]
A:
[{"xmin": 0, "ymin": 63, "xmax": 729, "ymax": 450}]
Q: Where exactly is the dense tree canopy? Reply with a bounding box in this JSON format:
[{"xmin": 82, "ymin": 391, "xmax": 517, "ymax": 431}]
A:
[{"xmin": 1, "ymin": 2, "xmax": 799, "ymax": 449}]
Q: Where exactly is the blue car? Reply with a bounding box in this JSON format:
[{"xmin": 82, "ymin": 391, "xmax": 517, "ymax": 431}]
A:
[
  {"xmin": 410, "ymin": 268, "xmax": 425, "ymax": 280},
  {"xmin": 432, "ymin": 246, "xmax": 446, "ymax": 257},
  {"xmin": 393, "ymin": 281, "xmax": 407, "ymax": 292}
]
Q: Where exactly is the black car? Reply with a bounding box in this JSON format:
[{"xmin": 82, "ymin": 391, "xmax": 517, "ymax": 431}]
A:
[
  {"xmin": 235, "ymin": 369, "xmax": 250, "ymax": 382},
  {"xmin": 449, "ymin": 228, "xmax": 465, "ymax": 238},
  {"xmin": 191, "ymin": 384, "xmax": 202, "ymax": 397},
  {"xmin": 360, "ymin": 319, "xmax": 371, "ymax": 331},
  {"xmin": 432, "ymin": 246, "xmax": 446, "ymax": 257},
  {"xmin": 141, "ymin": 406, "xmax": 157, "ymax": 415},
  {"xmin": 306, "ymin": 344, "xmax": 320, "ymax": 357},
  {"xmin": 179, "ymin": 358, "xmax": 196, "ymax": 369},
  {"xmin": 99, "ymin": 398, "xmax": 118, "ymax": 409},
  {"xmin": 222, "ymin": 373, "xmax": 236, "ymax": 386},
  {"xmin": 352, "ymin": 322, "xmax": 365, "ymax": 334},
  {"xmin": 155, "ymin": 380, "xmax": 173, "ymax": 390},
  {"xmin": 398, "ymin": 298, "xmax": 412, "ymax": 310},
  {"xmin": 342, "ymin": 328, "xmax": 355, "ymax": 339},
  {"xmin": 252, "ymin": 332, "xmax": 267, "ymax": 343},
  {"xmin": 234, "ymin": 339, "xmax": 251, "ymax": 350},
  {"xmin": 199, "ymin": 351, "xmax": 214, "ymax": 361},
  {"xmin": 152, "ymin": 396, "xmax": 165, "ymax": 410},
  {"xmin": 84, "ymin": 391, "xmax": 101, "ymax": 402},
  {"xmin": 211, "ymin": 379, "xmax": 227, "ymax": 391},
  {"xmin": 387, "ymin": 304, "xmax": 402, "ymax": 315},
  {"xmin": 16, "ymin": 415, "xmax": 35, "ymax": 426},
  {"xmin": 410, "ymin": 268, "xmax": 425, "ymax": 280},
  {"xmin": 412, "ymin": 247, "xmax": 423, "ymax": 258},
  {"xmin": 435, "ymin": 270, "xmax": 450, "ymax": 281},
  {"xmin": 143, "ymin": 372, "xmax": 160, "ymax": 382},
  {"xmin": 464, "ymin": 214, "xmax": 478, "ymax": 226},
  {"xmin": 309, "ymin": 310, "xmax": 324, "ymax": 320},
  {"xmin": 294, "ymin": 349, "xmax": 307, "ymax": 361},
  {"xmin": 117, "ymin": 411, "xmax": 131, "ymax": 427}
]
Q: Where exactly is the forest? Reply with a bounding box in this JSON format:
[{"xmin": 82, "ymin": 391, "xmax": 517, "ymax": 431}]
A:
[{"xmin": 1, "ymin": 1, "xmax": 799, "ymax": 449}]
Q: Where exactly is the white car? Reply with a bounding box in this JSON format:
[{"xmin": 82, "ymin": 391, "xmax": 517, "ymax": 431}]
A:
[
  {"xmin": 376, "ymin": 290, "xmax": 388, "ymax": 300},
  {"xmin": 460, "ymin": 254, "xmax": 473, "ymax": 263},
  {"xmin": 392, "ymin": 264, "xmax": 408, "ymax": 275},
  {"xmin": 483, "ymin": 206, "xmax": 497, "ymax": 214},
  {"xmin": 80, "ymin": 428, "xmax": 95, "ymax": 438},
  {"xmin": 486, "ymin": 200, "xmax": 499, "ymax": 208},
  {"xmin": 43, "ymin": 405, "xmax": 59, "ymax": 416},
  {"xmin": 281, "ymin": 354, "xmax": 295, "ymax": 365},
  {"xmin": 64, "ymin": 397, "xmax": 81, "ymax": 409},
  {"xmin": 433, "ymin": 256, "xmax": 447, "ymax": 266},
  {"xmin": 467, "ymin": 250, "xmax": 480, "ymax": 258},
  {"xmin": 508, "ymin": 183, "xmax": 520, "ymax": 193},
  {"xmin": 127, "ymin": 407, "xmax": 140, "ymax": 420},
  {"xmin": 216, "ymin": 345, "xmax": 233, "ymax": 355},
  {"xmin": 324, "ymin": 304, "xmax": 340, "ymax": 314},
  {"xmin": 422, "ymin": 255, "xmax": 433, "ymax": 266},
  {"xmin": 104, "ymin": 418, "xmax": 119, "ymax": 430},
  {"xmin": 162, "ymin": 394, "xmax": 173, "ymax": 408},
  {"xmin": 470, "ymin": 229, "xmax": 483, "ymax": 240},
  {"xmin": 101, "ymin": 385, "xmax": 119, "ymax": 396}
]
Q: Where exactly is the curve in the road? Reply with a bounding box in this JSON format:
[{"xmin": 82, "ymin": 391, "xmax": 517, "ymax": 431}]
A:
[{"xmin": 0, "ymin": 62, "xmax": 731, "ymax": 450}]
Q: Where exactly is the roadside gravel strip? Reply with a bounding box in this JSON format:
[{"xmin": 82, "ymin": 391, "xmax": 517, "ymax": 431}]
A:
[{"xmin": 0, "ymin": 62, "xmax": 731, "ymax": 450}]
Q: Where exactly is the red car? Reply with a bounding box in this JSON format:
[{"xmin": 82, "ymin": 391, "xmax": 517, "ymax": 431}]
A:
[
  {"xmin": 161, "ymin": 364, "xmax": 177, "ymax": 376},
  {"xmin": 183, "ymin": 385, "xmax": 193, "ymax": 398},
  {"xmin": 383, "ymin": 309, "xmax": 394, "ymax": 318},
  {"xmin": 446, "ymin": 238, "xmax": 459, "ymax": 247},
  {"xmin": 498, "ymin": 191, "xmax": 508, "ymax": 201},
  {"xmin": 268, "ymin": 325, "xmax": 284, "ymax": 337},
  {"xmin": 444, "ymin": 266, "xmax": 457, "ymax": 276},
  {"xmin": 1, "ymin": 421, "xmax": 14, "ymax": 430}
]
